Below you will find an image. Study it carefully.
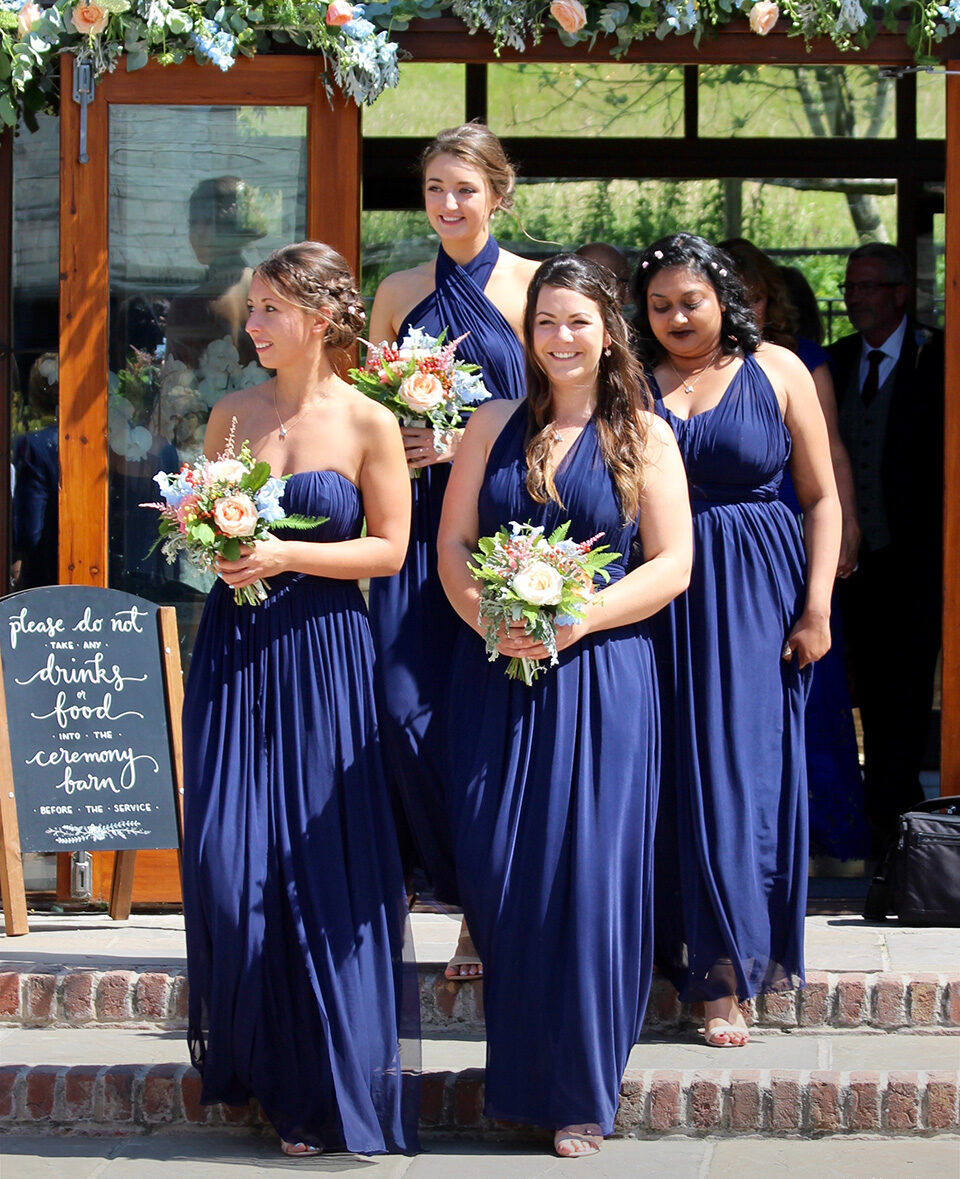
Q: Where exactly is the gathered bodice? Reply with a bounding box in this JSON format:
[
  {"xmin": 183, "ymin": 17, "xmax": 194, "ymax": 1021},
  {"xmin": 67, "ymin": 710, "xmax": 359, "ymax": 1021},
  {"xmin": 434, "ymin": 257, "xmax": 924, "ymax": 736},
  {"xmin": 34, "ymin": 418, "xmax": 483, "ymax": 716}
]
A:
[
  {"xmin": 654, "ymin": 354, "xmax": 791, "ymax": 509},
  {"xmin": 400, "ymin": 236, "xmax": 525, "ymax": 402},
  {"xmin": 276, "ymin": 469, "xmax": 364, "ymax": 542},
  {"xmin": 479, "ymin": 403, "xmax": 640, "ymax": 584}
]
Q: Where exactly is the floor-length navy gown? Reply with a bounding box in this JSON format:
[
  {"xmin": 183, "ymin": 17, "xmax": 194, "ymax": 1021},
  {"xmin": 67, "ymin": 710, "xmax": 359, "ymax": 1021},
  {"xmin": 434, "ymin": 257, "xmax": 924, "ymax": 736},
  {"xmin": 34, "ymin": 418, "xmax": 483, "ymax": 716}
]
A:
[
  {"xmin": 446, "ymin": 405, "xmax": 659, "ymax": 1134},
  {"xmin": 368, "ymin": 237, "xmax": 525, "ymax": 902},
  {"xmin": 653, "ymin": 355, "xmax": 811, "ymax": 1003},
  {"xmin": 182, "ymin": 471, "xmax": 420, "ymax": 1154},
  {"xmin": 780, "ymin": 337, "xmax": 869, "ymax": 861}
]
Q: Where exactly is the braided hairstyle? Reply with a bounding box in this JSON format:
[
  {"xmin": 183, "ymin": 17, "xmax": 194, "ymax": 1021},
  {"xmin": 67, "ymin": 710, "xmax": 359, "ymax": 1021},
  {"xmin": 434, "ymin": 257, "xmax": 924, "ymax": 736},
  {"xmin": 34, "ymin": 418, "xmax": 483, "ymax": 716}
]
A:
[{"xmin": 253, "ymin": 241, "xmax": 366, "ymax": 350}]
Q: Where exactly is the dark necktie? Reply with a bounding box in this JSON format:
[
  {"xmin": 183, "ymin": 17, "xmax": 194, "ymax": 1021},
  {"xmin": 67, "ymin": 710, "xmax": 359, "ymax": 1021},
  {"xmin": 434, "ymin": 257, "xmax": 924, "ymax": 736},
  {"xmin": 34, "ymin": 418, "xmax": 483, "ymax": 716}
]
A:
[{"xmin": 861, "ymin": 349, "xmax": 885, "ymax": 408}]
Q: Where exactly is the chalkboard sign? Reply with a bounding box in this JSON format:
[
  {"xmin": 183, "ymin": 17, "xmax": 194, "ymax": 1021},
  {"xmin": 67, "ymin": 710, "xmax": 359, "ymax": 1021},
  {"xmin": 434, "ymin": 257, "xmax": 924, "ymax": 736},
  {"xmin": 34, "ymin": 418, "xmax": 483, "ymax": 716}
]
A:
[{"xmin": 0, "ymin": 586, "xmax": 180, "ymax": 854}]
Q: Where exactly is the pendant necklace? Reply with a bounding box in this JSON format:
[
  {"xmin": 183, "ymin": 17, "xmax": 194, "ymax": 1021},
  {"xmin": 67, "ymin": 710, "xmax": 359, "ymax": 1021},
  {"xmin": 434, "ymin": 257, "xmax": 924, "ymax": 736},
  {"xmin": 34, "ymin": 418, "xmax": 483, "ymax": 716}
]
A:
[
  {"xmin": 667, "ymin": 346, "xmax": 722, "ymax": 395},
  {"xmin": 274, "ymin": 385, "xmax": 321, "ymax": 441}
]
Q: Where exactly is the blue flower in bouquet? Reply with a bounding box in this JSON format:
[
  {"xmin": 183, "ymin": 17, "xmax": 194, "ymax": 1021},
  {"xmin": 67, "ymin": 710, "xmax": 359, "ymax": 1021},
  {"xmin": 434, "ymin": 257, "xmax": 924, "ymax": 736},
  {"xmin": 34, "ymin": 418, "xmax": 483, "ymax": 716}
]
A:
[
  {"xmin": 453, "ymin": 370, "xmax": 491, "ymax": 406},
  {"xmin": 154, "ymin": 469, "xmax": 193, "ymax": 508},
  {"xmin": 255, "ymin": 477, "xmax": 286, "ymax": 524}
]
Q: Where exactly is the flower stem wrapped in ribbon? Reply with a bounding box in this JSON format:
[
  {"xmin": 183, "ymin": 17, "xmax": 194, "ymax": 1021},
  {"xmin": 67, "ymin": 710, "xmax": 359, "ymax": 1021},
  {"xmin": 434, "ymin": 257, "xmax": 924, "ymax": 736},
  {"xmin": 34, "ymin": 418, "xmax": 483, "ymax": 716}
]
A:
[
  {"xmin": 469, "ymin": 519, "xmax": 620, "ymax": 685},
  {"xmin": 141, "ymin": 422, "xmax": 327, "ymax": 606},
  {"xmin": 349, "ymin": 327, "xmax": 491, "ymax": 476}
]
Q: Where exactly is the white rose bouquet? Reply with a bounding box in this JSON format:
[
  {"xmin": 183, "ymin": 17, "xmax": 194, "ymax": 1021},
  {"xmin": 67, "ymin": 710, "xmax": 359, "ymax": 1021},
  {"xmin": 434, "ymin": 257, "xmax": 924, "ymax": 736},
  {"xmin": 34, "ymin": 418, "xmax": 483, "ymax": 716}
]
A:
[
  {"xmin": 469, "ymin": 520, "xmax": 620, "ymax": 685},
  {"xmin": 348, "ymin": 327, "xmax": 491, "ymax": 476},
  {"xmin": 141, "ymin": 422, "xmax": 327, "ymax": 606}
]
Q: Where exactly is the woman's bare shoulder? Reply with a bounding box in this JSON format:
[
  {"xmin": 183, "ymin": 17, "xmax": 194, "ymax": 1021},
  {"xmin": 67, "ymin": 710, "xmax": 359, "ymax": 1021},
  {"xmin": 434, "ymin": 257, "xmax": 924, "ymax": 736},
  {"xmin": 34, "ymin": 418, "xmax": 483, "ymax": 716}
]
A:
[{"xmin": 498, "ymin": 248, "xmax": 539, "ymax": 281}]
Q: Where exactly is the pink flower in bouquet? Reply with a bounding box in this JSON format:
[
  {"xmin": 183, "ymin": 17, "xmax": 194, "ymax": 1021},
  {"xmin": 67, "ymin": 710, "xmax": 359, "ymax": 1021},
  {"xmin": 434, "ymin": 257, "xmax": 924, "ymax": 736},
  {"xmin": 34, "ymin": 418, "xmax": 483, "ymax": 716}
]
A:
[
  {"xmin": 325, "ymin": 0, "xmax": 354, "ymax": 26},
  {"xmin": 17, "ymin": 2, "xmax": 42, "ymax": 35},
  {"xmin": 748, "ymin": 1, "xmax": 779, "ymax": 35},
  {"xmin": 399, "ymin": 371, "xmax": 445, "ymax": 413},
  {"xmin": 550, "ymin": 0, "xmax": 587, "ymax": 34},
  {"xmin": 176, "ymin": 495, "xmax": 200, "ymax": 533},
  {"xmin": 70, "ymin": 2, "xmax": 109, "ymax": 35},
  {"xmin": 214, "ymin": 493, "xmax": 259, "ymax": 537},
  {"xmin": 513, "ymin": 561, "xmax": 564, "ymax": 606},
  {"xmin": 204, "ymin": 458, "xmax": 248, "ymax": 484}
]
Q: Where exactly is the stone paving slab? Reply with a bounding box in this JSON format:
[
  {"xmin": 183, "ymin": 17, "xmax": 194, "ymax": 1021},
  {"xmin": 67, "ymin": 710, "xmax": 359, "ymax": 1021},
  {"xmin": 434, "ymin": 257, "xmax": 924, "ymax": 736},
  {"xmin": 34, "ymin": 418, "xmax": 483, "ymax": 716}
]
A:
[
  {"xmin": 4, "ymin": 1134, "xmax": 959, "ymax": 1179},
  {"xmin": 3, "ymin": 914, "xmax": 959, "ymax": 974}
]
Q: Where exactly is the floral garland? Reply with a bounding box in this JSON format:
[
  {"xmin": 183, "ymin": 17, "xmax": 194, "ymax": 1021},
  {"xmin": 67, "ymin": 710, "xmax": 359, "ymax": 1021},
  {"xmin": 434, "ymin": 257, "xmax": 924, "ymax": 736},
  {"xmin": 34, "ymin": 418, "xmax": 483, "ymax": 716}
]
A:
[{"xmin": 0, "ymin": 0, "xmax": 957, "ymax": 131}]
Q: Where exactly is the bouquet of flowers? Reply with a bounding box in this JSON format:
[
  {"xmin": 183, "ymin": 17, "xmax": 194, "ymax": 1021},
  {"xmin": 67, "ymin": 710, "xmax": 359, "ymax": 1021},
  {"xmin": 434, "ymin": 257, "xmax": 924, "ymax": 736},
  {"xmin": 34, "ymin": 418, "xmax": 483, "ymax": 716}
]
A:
[
  {"xmin": 349, "ymin": 327, "xmax": 491, "ymax": 475},
  {"xmin": 142, "ymin": 426, "xmax": 326, "ymax": 606},
  {"xmin": 469, "ymin": 520, "xmax": 620, "ymax": 685}
]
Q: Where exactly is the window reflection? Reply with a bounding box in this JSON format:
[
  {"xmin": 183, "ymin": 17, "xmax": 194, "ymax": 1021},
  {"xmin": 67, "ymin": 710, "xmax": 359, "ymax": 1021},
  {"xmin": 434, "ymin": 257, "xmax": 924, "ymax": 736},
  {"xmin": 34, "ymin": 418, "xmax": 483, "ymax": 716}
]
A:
[{"xmin": 107, "ymin": 105, "xmax": 307, "ymax": 660}]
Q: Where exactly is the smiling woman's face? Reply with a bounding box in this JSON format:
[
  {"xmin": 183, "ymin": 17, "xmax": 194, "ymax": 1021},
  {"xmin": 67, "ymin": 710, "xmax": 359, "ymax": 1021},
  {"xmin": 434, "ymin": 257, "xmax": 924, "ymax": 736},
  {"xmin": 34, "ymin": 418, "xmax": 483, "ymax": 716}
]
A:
[
  {"xmin": 423, "ymin": 154, "xmax": 497, "ymax": 243},
  {"xmin": 531, "ymin": 284, "xmax": 609, "ymax": 390},
  {"xmin": 646, "ymin": 266, "xmax": 724, "ymax": 361}
]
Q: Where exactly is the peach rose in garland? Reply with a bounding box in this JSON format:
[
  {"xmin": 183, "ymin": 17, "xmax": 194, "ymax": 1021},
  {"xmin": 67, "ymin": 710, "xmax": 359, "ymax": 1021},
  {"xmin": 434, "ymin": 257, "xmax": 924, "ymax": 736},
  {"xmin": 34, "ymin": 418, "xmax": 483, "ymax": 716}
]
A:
[
  {"xmin": 17, "ymin": 1, "xmax": 42, "ymax": 36},
  {"xmin": 512, "ymin": 561, "xmax": 564, "ymax": 607},
  {"xmin": 213, "ymin": 493, "xmax": 259, "ymax": 538},
  {"xmin": 550, "ymin": 0, "xmax": 587, "ymax": 35},
  {"xmin": 748, "ymin": 1, "xmax": 779, "ymax": 35},
  {"xmin": 325, "ymin": 0, "xmax": 354, "ymax": 25},
  {"xmin": 71, "ymin": 2, "xmax": 110, "ymax": 35},
  {"xmin": 398, "ymin": 371, "xmax": 445, "ymax": 413}
]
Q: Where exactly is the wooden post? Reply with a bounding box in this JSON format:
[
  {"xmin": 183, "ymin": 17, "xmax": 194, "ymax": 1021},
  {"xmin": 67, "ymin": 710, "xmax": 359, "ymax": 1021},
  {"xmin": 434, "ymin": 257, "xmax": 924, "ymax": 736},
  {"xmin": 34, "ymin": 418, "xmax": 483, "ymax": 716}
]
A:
[
  {"xmin": 942, "ymin": 61, "xmax": 960, "ymax": 797},
  {"xmin": 158, "ymin": 607, "xmax": 185, "ymax": 877},
  {"xmin": 0, "ymin": 650, "xmax": 28, "ymax": 935}
]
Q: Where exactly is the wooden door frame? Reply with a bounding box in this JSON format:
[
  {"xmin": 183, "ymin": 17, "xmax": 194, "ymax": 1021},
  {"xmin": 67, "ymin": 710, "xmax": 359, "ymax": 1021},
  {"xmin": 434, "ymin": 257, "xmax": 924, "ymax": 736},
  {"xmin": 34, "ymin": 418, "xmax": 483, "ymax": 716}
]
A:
[
  {"xmin": 943, "ymin": 61, "xmax": 959, "ymax": 798},
  {"xmin": 57, "ymin": 53, "xmax": 361, "ymax": 900}
]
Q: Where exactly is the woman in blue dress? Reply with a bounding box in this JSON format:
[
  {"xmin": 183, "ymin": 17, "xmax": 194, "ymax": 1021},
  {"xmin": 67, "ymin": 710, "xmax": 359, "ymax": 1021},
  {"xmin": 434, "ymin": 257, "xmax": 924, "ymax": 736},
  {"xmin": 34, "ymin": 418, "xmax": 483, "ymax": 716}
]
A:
[
  {"xmin": 438, "ymin": 255, "xmax": 692, "ymax": 1156},
  {"xmin": 181, "ymin": 242, "xmax": 419, "ymax": 1157},
  {"xmin": 722, "ymin": 238, "xmax": 869, "ymax": 863},
  {"xmin": 634, "ymin": 234, "xmax": 842, "ymax": 1048},
  {"xmin": 368, "ymin": 124, "xmax": 537, "ymax": 978}
]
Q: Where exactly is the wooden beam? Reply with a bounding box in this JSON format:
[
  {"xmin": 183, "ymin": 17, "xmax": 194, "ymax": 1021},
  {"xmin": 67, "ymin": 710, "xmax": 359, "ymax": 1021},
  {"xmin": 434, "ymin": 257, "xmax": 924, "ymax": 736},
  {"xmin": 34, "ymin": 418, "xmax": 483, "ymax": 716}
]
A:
[
  {"xmin": 99, "ymin": 55, "xmax": 317, "ymax": 104},
  {"xmin": 395, "ymin": 19, "xmax": 960, "ymax": 66},
  {"xmin": 59, "ymin": 55, "xmax": 109, "ymax": 588},
  {"xmin": 942, "ymin": 60, "xmax": 960, "ymax": 797},
  {"xmin": 309, "ymin": 69, "xmax": 361, "ymax": 273},
  {"xmin": 465, "ymin": 64, "xmax": 488, "ymax": 123}
]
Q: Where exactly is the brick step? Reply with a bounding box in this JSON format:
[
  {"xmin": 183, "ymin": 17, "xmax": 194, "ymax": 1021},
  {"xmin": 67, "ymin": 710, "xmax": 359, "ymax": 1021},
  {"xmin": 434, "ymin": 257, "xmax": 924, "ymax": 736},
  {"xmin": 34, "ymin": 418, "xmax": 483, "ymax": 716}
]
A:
[
  {"xmin": 2, "ymin": 1050, "xmax": 957, "ymax": 1137},
  {"xmin": 2, "ymin": 966, "xmax": 958, "ymax": 1033}
]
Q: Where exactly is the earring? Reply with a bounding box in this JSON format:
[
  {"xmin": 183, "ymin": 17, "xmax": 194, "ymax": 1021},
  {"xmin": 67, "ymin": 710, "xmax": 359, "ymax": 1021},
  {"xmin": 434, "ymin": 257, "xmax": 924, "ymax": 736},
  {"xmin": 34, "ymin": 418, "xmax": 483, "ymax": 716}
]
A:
[{"xmin": 603, "ymin": 346, "xmax": 612, "ymax": 357}]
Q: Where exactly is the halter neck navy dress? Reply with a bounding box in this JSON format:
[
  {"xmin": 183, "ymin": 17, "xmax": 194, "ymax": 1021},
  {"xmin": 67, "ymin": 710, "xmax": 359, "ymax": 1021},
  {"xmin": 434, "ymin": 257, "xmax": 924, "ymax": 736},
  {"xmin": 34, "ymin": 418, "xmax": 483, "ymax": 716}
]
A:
[
  {"xmin": 368, "ymin": 237, "xmax": 525, "ymax": 902},
  {"xmin": 182, "ymin": 471, "xmax": 419, "ymax": 1154},
  {"xmin": 444, "ymin": 404, "xmax": 659, "ymax": 1134},
  {"xmin": 652, "ymin": 355, "xmax": 811, "ymax": 1003}
]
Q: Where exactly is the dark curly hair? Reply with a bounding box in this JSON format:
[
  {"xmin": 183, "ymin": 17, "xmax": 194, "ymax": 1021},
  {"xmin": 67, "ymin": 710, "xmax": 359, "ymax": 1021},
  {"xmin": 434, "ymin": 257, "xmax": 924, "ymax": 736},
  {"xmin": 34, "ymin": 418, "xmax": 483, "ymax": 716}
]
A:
[
  {"xmin": 523, "ymin": 254, "xmax": 651, "ymax": 522},
  {"xmin": 631, "ymin": 233, "xmax": 762, "ymax": 366}
]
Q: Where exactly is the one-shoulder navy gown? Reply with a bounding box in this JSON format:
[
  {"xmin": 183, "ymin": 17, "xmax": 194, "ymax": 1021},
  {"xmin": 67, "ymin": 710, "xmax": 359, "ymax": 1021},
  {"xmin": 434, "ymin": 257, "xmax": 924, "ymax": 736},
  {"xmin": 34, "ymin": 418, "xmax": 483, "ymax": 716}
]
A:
[
  {"xmin": 653, "ymin": 356, "xmax": 812, "ymax": 1003},
  {"xmin": 182, "ymin": 471, "xmax": 420, "ymax": 1154},
  {"xmin": 445, "ymin": 405, "xmax": 659, "ymax": 1134},
  {"xmin": 368, "ymin": 237, "xmax": 525, "ymax": 902}
]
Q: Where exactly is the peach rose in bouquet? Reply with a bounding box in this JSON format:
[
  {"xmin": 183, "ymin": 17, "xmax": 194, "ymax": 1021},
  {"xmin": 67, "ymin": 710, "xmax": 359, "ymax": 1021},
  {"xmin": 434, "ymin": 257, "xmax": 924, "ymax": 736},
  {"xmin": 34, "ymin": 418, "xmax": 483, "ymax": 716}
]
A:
[
  {"xmin": 399, "ymin": 371, "xmax": 446, "ymax": 414},
  {"xmin": 213, "ymin": 493, "xmax": 259, "ymax": 538}
]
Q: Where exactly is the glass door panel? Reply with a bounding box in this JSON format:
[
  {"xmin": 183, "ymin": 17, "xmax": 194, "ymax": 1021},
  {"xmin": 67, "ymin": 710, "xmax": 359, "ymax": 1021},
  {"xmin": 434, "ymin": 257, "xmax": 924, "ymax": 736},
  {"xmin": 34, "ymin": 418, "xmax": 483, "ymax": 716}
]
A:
[{"xmin": 107, "ymin": 105, "xmax": 307, "ymax": 665}]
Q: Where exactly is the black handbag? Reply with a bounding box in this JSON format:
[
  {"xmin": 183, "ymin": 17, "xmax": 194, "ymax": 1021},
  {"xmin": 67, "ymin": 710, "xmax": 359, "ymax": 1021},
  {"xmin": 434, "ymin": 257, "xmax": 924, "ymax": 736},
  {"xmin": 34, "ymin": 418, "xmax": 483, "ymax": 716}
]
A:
[{"xmin": 863, "ymin": 795, "xmax": 960, "ymax": 925}]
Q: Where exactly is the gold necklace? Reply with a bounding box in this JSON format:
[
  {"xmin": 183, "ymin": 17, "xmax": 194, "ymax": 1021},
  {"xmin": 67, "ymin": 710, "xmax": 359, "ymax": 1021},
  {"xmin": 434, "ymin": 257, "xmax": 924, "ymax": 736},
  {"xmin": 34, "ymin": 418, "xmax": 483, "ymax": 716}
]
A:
[{"xmin": 667, "ymin": 346, "xmax": 722, "ymax": 395}]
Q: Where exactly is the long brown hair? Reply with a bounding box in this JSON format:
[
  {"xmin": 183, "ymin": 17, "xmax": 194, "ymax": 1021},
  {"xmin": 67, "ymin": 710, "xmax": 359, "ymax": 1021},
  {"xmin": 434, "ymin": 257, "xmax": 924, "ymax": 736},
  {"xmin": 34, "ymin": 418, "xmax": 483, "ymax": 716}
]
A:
[
  {"xmin": 523, "ymin": 254, "xmax": 651, "ymax": 522},
  {"xmin": 720, "ymin": 237, "xmax": 798, "ymax": 350}
]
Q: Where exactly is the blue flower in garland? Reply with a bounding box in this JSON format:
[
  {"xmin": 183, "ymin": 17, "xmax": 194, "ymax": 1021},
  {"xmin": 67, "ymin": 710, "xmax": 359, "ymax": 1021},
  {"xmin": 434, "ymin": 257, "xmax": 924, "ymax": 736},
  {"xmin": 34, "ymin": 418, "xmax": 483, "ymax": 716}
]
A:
[
  {"xmin": 190, "ymin": 16, "xmax": 236, "ymax": 71},
  {"xmin": 937, "ymin": 0, "xmax": 960, "ymax": 29}
]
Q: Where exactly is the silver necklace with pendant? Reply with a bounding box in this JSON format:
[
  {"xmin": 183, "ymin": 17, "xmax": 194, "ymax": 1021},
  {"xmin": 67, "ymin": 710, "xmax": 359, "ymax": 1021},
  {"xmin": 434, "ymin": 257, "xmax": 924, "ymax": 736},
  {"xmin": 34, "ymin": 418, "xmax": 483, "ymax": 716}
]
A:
[{"xmin": 667, "ymin": 346, "xmax": 722, "ymax": 395}]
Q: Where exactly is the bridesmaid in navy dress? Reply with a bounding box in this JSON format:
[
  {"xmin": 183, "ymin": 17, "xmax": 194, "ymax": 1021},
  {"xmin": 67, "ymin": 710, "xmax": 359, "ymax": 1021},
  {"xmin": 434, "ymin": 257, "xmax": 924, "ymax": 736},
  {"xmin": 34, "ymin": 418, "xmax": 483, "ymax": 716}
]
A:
[
  {"xmin": 368, "ymin": 124, "xmax": 536, "ymax": 977},
  {"xmin": 722, "ymin": 238, "xmax": 869, "ymax": 862},
  {"xmin": 634, "ymin": 235, "xmax": 842, "ymax": 1047},
  {"xmin": 181, "ymin": 243, "xmax": 418, "ymax": 1156},
  {"xmin": 438, "ymin": 255, "xmax": 692, "ymax": 1156}
]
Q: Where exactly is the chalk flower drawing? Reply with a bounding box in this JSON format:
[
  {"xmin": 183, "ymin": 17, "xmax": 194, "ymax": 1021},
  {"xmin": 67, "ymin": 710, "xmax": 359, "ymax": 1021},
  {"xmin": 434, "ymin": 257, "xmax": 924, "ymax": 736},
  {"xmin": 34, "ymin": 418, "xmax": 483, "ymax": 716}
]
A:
[{"xmin": 44, "ymin": 820, "xmax": 151, "ymax": 843}]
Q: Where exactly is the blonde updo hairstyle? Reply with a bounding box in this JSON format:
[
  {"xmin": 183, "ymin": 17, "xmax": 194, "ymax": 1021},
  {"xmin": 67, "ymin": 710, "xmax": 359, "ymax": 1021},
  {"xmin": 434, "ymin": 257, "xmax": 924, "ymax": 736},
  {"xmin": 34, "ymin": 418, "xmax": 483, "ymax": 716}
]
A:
[
  {"xmin": 419, "ymin": 122, "xmax": 517, "ymax": 217},
  {"xmin": 253, "ymin": 241, "xmax": 366, "ymax": 351}
]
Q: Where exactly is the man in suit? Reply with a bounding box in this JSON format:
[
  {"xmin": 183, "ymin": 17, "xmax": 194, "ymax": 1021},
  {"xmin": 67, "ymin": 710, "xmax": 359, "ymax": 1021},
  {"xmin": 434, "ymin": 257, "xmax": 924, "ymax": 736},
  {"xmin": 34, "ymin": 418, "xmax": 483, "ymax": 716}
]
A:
[{"xmin": 827, "ymin": 243, "xmax": 944, "ymax": 855}]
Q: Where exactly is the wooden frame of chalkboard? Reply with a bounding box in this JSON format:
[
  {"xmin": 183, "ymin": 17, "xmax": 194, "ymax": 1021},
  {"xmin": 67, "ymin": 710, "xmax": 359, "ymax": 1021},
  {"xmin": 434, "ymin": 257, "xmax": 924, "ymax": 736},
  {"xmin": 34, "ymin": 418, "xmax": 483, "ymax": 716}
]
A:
[{"xmin": 0, "ymin": 587, "xmax": 185, "ymax": 935}]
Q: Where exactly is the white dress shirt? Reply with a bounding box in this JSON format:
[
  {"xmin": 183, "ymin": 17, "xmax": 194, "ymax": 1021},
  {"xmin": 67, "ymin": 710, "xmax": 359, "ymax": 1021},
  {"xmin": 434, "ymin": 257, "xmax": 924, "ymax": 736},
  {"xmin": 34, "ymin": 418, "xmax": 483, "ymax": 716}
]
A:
[{"xmin": 858, "ymin": 316, "xmax": 907, "ymax": 397}]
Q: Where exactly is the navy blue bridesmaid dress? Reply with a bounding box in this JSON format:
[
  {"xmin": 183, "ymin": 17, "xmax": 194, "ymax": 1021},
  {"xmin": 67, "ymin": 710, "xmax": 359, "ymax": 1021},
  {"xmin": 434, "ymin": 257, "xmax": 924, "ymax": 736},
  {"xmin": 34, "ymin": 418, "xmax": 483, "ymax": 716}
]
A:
[
  {"xmin": 653, "ymin": 355, "xmax": 811, "ymax": 1003},
  {"xmin": 781, "ymin": 337, "xmax": 869, "ymax": 862},
  {"xmin": 368, "ymin": 236, "xmax": 525, "ymax": 902},
  {"xmin": 445, "ymin": 405, "xmax": 659, "ymax": 1134},
  {"xmin": 182, "ymin": 471, "xmax": 420, "ymax": 1154}
]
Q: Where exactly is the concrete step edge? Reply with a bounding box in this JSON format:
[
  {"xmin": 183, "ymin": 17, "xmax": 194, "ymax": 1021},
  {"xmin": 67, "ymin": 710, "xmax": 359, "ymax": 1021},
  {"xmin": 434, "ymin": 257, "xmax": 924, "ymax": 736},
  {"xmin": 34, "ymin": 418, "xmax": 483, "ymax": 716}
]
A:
[
  {"xmin": 2, "ymin": 968, "xmax": 958, "ymax": 1033},
  {"xmin": 1, "ymin": 1063, "xmax": 957, "ymax": 1137}
]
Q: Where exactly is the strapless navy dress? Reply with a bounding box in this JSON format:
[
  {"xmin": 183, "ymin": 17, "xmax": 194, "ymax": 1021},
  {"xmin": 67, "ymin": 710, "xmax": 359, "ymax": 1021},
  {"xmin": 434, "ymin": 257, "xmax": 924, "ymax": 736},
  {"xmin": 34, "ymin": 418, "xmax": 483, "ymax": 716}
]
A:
[
  {"xmin": 182, "ymin": 470, "xmax": 419, "ymax": 1154},
  {"xmin": 445, "ymin": 404, "xmax": 659, "ymax": 1134},
  {"xmin": 368, "ymin": 236, "xmax": 525, "ymax": 902},
  {"xmin": 653, "ymin": 355, "xmax": 811, "ymax": 1003}
]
